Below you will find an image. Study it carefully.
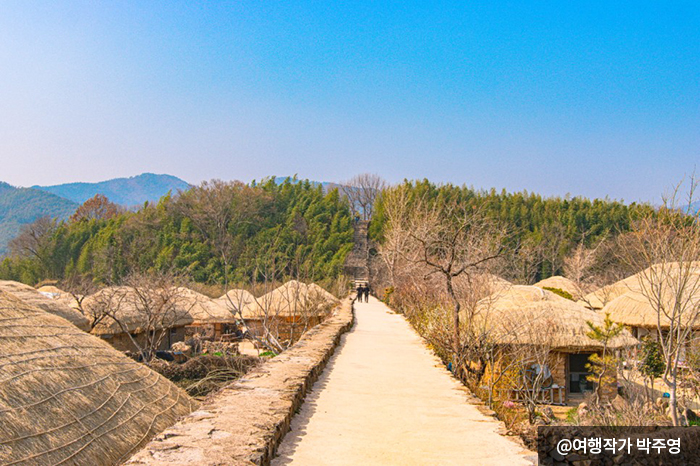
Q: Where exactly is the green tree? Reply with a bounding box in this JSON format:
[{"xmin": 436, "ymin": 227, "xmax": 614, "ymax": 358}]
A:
[
  {"xmin": 639, "ymin": 336, "xmax": 665, "ymax": 401},
  {"xmin": 585, "ymin": 313, "xmax": 624, "ymax": 405}
]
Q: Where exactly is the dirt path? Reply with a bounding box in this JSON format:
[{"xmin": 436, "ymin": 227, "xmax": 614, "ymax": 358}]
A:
[{"xmin": 273, "ymin": 297, "xmax": 535, "ymax": 465}]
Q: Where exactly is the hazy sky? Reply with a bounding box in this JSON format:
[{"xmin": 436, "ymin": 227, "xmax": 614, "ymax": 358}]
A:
[{"xmin": 1, "ymin": 2, "xmax": 698, "ymax": 202}]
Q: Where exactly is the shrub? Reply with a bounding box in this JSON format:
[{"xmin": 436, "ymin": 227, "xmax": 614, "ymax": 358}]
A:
[
  {"xmin": 542, "ymin": 287, "xmax": 574, "ymax": 300},
  {"xmin": 151, "ymin": 354, "xmax": 260, "ymax": 397}
]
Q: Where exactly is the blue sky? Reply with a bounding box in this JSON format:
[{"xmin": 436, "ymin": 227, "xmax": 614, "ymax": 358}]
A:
[{"xmin": 0, "ymin": 1, "xmax": 698, "ymax": 202}]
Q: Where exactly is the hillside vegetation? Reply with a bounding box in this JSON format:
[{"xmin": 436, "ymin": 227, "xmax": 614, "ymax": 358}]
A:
[
  {"xmin": 0, "ymin": 178, "xmax": 354, "ymax": 286},
  {"xmin": 370, "ymin": 180, "xmax": 651, "ymax": 283},
  {"xmin": 0, "ymin": 183, "xmax": 78, "ymax": 255},
  {"xmin": 0, "ymin": 174, "xmax": 191, "ymax": 256}
]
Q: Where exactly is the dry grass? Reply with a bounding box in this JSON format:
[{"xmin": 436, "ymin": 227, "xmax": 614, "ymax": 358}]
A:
[{"xmin": 150, "ymin": 354, "xmax": 260, "ymax": 398}]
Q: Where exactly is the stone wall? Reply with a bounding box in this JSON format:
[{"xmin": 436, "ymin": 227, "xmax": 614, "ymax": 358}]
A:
[{"xmin": 126, "ymin": 296, "xmax": 355, "ymax": 465}]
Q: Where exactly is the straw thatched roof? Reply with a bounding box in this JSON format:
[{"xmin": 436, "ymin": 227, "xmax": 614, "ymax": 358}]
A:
[
  {"xmin": 579, "ymin": 275, "xmax": 641, "ymax": 310},
  {"xmin": 85, "ymin": 286, "xmax": 195, "ymax": 336},
  {"xmin": 215, "ymin": 289, "xmax": 255, "ymax": 312},
  {"xmin": 0, "ymin": 280, "xmax": 90, "ymax": 331},
  {"xmin": 601, "ymin": 288, "xmax": 700, "ymax": 330},
  {"xmin": 176, "ymin": 287, "xmax": 236, "ymax": 324},
  {"xmin": 0, "ymin": 290, "xmax": 197, "ymax": 465},
  {"xmin": 243, "ymin": 280, "xmax": 338, "ymax": 319},
  {"xmin": 36, "ymin": 285, "xmax": 85, "ymax": 312},
  {"xmin": 469, "ymin": 285, "xmax": 638, "ymax": 350},
  {"xmin": 36, "ymin": 285, "xmax": 64, "ymax": 295},
  {"xmin": 580, "ymin": 262, "xmax": 700, "ymax": 310},
  {"xmin": 534, "ymin": 275, "xmax": 581, "ymax": 299}
]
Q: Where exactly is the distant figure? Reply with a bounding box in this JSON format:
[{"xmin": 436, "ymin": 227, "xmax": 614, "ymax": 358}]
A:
[
  {"xmin": 354, "ymin": 214, "xmax": 360, "ymax": 224},
  {"xmin": 363, "ymin": 284, "xmax": 371, "ymax": 303},
  {"xmin": 356, "ymin": 283, "xmax": 364, "ymax": 302}
]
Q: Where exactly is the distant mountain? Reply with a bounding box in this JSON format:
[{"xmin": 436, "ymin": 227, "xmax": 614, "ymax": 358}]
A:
[
  {"xmin": 0, "ymin": 182, "xmax": 78, "ymax": 255},
  {"xmin": 34, "ymin": 173, "xmax": 191, "ymax": 207},
  {"xmin": 0, "ymin": 173, "xmax": 191, "ymax": 257}
]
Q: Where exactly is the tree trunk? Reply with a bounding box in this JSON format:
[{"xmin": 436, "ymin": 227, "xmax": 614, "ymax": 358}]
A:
[
  {"xmin": 669, "ymin": 382, "xmax": 679, "ymax": 426},
  {"xmin": 446, "ymin": 277, "xmax": 460, "ymax": 357}
]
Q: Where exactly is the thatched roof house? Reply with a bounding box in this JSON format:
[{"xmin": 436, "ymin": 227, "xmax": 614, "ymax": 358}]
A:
[
  {"xmin": 580, "ymin": 262, "xmax": 700, "ymax": 311},
  {"xmin": 534, "ymin": 275, "xmax": 581, "ymax": 299},
  {"xmin": 176, "ymin": 287, "xmax": 233, "ymax": 324},
  {"xmin": 177, "ymin": 287, "xmax": 244, "ymax": 341},
  {"xmin": 215, "ymin": 289, "xmax": 255, "ymax": 312},
  {"xmin": 473, "ymin": 285, "xmax": 637, "ymax": 350},
  {"xmin": 0, "ymin": 290, "xmax": 197, "ymax": 465},
  {"xmin": 85, "ymin": 286, "xmax": 195, "ymax": 336},
  {"xmin": 244, "ymin": 280, "xmax": 336, "ymax": 318},
  {"xmin": 239, "ymin": 281, "xmax": 339, "ymax": 344},
  {"xmin": 601, "ymin": 289, "xmax": 700, "ymax": 333},
  {"xmin": 36, "ymin": 285, "xmax": 65, "ymax": 295},
  {"xmin": 37, "ymin": 284, "xmax": 85, "ymax": 312},
  {"xmin": 0, "ymin": 280, "xmax": 90, "ymax": 331},
  {"xmin": 470, "ymin": 285, "xmax": 637, "ymax": 401},
  {"xmin": 579, "ymin": 275, "xmax": 642, "ymax": 310}
]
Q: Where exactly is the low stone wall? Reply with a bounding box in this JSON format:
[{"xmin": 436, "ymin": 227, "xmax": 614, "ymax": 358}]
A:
[{"xmin": 126, "ymin": 296, "xmax": 355, "ymax": 465}]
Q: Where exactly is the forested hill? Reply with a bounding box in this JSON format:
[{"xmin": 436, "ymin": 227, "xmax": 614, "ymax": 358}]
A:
[
  {"xmin": 370, "ymin": 181, "xmax": 651, "ymax": 282},
  {"xmin": 1, "ymin": 175, "xmax": 657, "ymax": 287},
  {"xmin": 0, "ymin": 183, "xmax": 78, "ymax": 255},
  {"xmin": 0, "ymin": 178, "xmax": 354, "ymax": 286},
  {"xmin": 34, "ymin": 173, "xmax": 191, "ymax": 206}
]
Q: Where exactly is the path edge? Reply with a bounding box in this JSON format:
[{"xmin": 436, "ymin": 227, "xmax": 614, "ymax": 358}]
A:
[
  {"xmin": 126, "ymin": 296, "xmax": 356, "ymax": 466},
  {"xmin": 385, "ymin": 300, "xmax": 536, "ymax": 460}
]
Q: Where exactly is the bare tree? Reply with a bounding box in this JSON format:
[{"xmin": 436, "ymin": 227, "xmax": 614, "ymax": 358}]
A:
[
  {"xmin": 341, "ymin": 173, "xmax": 386, "ymax": 220},
  {"xmin": 92, "ymin": 271, "xmax": 194, "ymax": 362},
  {"xmin": 8, "ymin": 216, "xmax": 58, "ymax": 275},
  {"xmin": 375, "ymin": 184, "xmax": 415, "ymax": 285},
  {"xmin": 562, "ymin": 237, "xmax": 615, "ymax": 299},
  {"xmin": 540, "ymin": 222, "xmax": 568, "ymax": 277},
  {"xmin": 509, "ymin": 236, "xmax": 545, "ymax": 284},
  {"xmin": 175, "ymin": 180, "xmax": 260, "ymax": 290},
  {"xmin": 619, "ymin": 175, "xmax": 700, "ymax": 426},
  {"xmin": 507, "ymin": 316, "xmax": 557, "ymax": 424},
  {"xmin": 70, "ymin": 194, "xmax": 121, "ymax": 222},
  {"xmin": 60, "ymin": 273, "xmax": 102, "ymax": 329},
  {"xmin": 399, "ymin": 195, "xmax": 506, "ymax": 369}
]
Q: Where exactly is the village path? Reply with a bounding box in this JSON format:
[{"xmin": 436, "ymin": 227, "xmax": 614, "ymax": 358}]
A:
[{"xmin": 273, "ymin": 296, "xmax": 535, "ymax": 466}]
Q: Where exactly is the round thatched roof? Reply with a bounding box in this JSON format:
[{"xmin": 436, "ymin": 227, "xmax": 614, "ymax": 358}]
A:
[
  {"xmin": 580, "ymin": 262, "xmax": 700, "ymax": 310},
  {"xmin": 534, "ymin": 275, "xmax": 581, "ymax": 299},
  {"xmin": 0, "ymin": 280, "xmax": 90, "ymax": 331},
  {"xmin": 215, "ymin": 289, "xmax": 255, "ymax": 312},
  {"xmin": 243, "ymin": 280, "xmax": 338, "ymax": 318},
  {"xmin": 0, "ymin": 290, "xmax": 197, "ymax": 465},
  {"xmin": 175, "ymin": 287, "xmax": 235, "ymax": 324},
  {"xmin": 36, "ymin": 285, "xmax": 64, "ymax": 295},
  {"xmin": 37, "ymin": 285, "xmax": 85, "ymax": 313},
  {"xmin": 85, "ymin": 286, "xmax": 195, "ymax": 336},
  {"xmin": 602, "ymin": 288, "xmax": 700, "ymax": 330},
  {"xmin": 579, "ymin": 275, "xmax": 641, "ymax": 310},
  {"xmin": 470, "ymin": 285, "xmax": 638, "ymax": 350}
]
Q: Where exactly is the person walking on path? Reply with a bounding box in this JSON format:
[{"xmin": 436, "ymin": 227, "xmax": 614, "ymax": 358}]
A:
[
  {"xmin": 356, "ymin": 283, "xmax": 364, "ymax": 302},
  {"xmin": 363, "ymin": 284, "xmax": 371, "ymax": 303}
]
